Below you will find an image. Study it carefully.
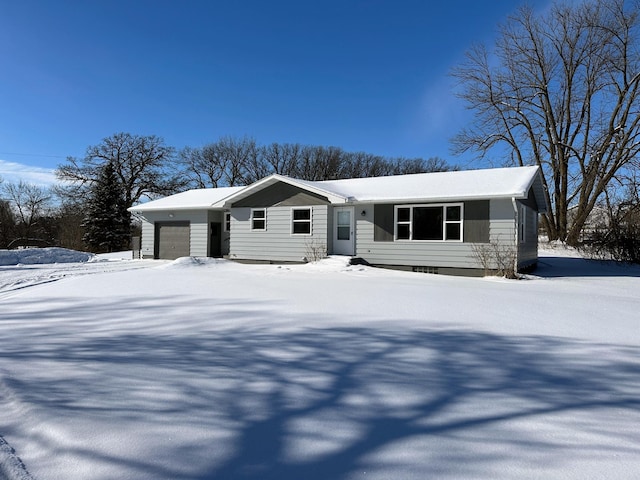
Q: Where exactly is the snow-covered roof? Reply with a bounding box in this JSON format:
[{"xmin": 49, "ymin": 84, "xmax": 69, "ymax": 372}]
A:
[
  {"xmin": 129, "ymin": 186, "xmax": 245, "ymax": 212},
  {"xmin": 304, "ymin": 166, "xmax": 544, "ymax": 204},
  {"xmin": 222, "ymin": 166, "xmax": 548, "ymax": 212},
  {"xmin": 132, "ymin": 167, "xmax": 548, "ymax": 213}
]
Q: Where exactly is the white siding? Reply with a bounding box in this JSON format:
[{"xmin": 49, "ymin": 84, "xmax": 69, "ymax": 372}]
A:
[
  {"xmin": 230, "ymin": 206, "xmax": 329, "ymax": 262},
  {"xmin": 189, "ymin": 211, "xmax": 209, "ymax": 257},
  {"xmin": 141, "ymin": 218, "xmax": 155, "ymax": 259}
]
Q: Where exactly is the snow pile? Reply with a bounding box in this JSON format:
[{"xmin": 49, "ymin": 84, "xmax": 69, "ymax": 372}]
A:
[
  {"xmin": 160, "ymin": 256, "xmax": 226, "ymax": 268},
  {"xmin": 0, "ymin": 248, "xmax": 95, "ymax": 266}
]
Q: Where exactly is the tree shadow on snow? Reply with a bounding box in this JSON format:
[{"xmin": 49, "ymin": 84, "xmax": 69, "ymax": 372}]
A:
[
  {"xmin": 1, "ymin": 297, "xmax": 639, "ymax": 479},
  {"xmin": 535, "ymin": 255, "xmax": 640, "ymax": 278}
]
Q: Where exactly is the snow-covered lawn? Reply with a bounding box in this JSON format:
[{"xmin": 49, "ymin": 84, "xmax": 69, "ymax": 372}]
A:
[{"xmin": 1, "ymin": 247, "xmax": 639, "ymax": 479}]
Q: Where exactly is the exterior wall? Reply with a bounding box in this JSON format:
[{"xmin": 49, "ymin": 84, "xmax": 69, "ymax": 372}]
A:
[
  {"xmin": 140, "ymin": 218, "xmax": 155, "ymax": 259},
  {"xmin": 207, "ymin": 210, "xmax": 230, "ymax": 256},
  {"xmin": 229, "ymin": 205, "xmax": 329, "ymax": 262},
  {"xmin": 517, "ymin": 202, "xmax": 539, "ymax": 269},
  {"xmin": 353, "ymin": 198, "xmax": 523, "ymax": 271},
  {"xmin": 363, "ymin": 197, "xmax": 539, "ymax": 273},
  {"xmin": 138, "ymin": 210, "xmax": 210, "ymax": 258},
  {"xmin": 190, "ymin": 211, "xmax": 210, "ymax": 257},
  {"xmin": 355, "ymin": 204, "xmax": 482, "ymax": 269},
  {"xmin": 489, "ymin": 198, "xmax": 517, "ymax": 245},
  {"xmin": 487, "ymin": 198, "xmax": 518, "ymax": 271},
  {"xmin": 326, "ymin": 206, "xmax": 334, "ymax": 254}
]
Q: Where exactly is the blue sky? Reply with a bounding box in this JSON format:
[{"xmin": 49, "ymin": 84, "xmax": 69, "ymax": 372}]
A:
[{"xmin": 0, "ymin": 0, "xmax": 552, "ymax": 186}]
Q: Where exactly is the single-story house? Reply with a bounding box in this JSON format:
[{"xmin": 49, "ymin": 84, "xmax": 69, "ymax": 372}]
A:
[{"xmin": 129, "ymin": 166, "xmax": 548, "ymax": 275}]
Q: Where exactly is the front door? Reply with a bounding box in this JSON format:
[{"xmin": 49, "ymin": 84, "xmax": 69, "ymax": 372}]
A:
[{"xmin": 333, "ymin": 207, "xmax": 355, "ymax": 255}]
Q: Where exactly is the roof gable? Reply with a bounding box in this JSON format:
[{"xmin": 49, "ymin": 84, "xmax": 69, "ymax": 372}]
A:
[
  {"xmin": 230, "ymin": 181, "xmax": 330, "ymax": 207},
  {"xmin": 221, "ymin": 174, "xmax": 350, "ymax": 207}
]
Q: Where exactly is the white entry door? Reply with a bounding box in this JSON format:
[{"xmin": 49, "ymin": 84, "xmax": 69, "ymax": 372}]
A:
[{"xmin": 333, "ymin": 207, "xmax": 355, "ymax": 255}]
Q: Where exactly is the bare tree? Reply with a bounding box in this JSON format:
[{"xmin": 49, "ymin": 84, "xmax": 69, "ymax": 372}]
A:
[
  {"xmin": 179, "ymin": 136, "xmax": 258, "ymax": 188},
  {"xmin": 1, "ymin": 181, "xmax": 52, "ymax": 242},
  {"xmin": 57, "ymin": 133, "xmax": 183, "ymax": 206},
  {"xmin": 0, "ymin": 198, "xmax": 16, "ymax": 248},
  {"xmin": 260, "ymin": 142, "xmax": 303, "ymax": 177},
  {"xmin": 179, "ymin": 144, "xmax": 228, "ymax": 188},
  {"xmin": 452, "ymin": 0, "xmax": 640, "ymax": 244},
  {"xmin": 179, "ymin": 136, "xmax": 459, "ymax": 186},
  {"xmin": 217, "ymin": 136, "xmax": 258, "ymax": 186},
  {"xmin": 52, "ymin": 199, "xmax": 85, "ymax": 251}
]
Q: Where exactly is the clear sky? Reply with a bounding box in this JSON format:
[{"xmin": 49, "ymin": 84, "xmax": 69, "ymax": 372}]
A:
[{"xmin": 0, "ymin": 0, "xmax": 553, "ymax": 186}]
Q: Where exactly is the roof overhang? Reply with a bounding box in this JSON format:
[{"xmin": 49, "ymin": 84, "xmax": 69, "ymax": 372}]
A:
[
  {"xmin": 128, "ymin": 186, "xmax": 246, "ymax": 213},
  {"xmin": 519, "ymin": 167, "xmax": 549, "ymax": 214}
]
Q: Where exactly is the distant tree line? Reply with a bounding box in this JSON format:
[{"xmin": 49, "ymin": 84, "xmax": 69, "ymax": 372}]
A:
[
  {"xmin": 179, "ymin": 136, "xmax": 455, "ymax": 188},
  {"xmin": 1, "ymin": 133, "xmax": 456, "ymax": 253}
]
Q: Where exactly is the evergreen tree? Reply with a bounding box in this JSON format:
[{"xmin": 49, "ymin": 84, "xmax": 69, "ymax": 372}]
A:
[{"xmin": 82, "ymin": 161, "xmax": 129, "ymax": 253}]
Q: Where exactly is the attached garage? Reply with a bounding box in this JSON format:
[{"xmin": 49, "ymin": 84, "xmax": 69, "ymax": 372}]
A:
[
  {"xmin": 155, "ymin": 222, "xmax": 190, "ymax": 260},
  {"xmin": 129, "ymin": 186, "xmax": 244, "ymax": 260}
]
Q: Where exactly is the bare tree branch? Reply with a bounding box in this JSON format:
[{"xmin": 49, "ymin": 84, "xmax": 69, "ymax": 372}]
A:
[{"xmin": 452, "ymin": 0, "xmax": 640, "ymax": 244}]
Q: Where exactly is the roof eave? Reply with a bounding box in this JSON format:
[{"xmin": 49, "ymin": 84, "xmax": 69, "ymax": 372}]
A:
[
  {"xmin": 129, "ymin": 204, "xmax": 228, "ymax": 213},
  {"xmin": 349, "ymin": 193, "xmax": 522, "ymax": 204}
]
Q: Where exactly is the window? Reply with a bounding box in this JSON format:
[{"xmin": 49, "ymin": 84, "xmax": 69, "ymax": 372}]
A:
[
  {"xmin": 292, "ymin": 208, "xmax": 312, "ymax": 235},
  {"xmin": 519, "ymin": 205, "xmax": 527, "ymax": 243},
  {"xmin": 394, "ymin": 204, "xmax": 463, "ymax": 241},
  {"xmin": 251, "ymin": 209, "xmax": 266, "ymax": 231},
  {"xmin": 224, "ymin": 212, "xmax": 231, "ymax": 232}
]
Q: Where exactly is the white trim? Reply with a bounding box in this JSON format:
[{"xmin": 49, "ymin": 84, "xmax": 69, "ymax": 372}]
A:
[
  {"xmin": 394, "ymin": 203, "xmax": 464, "ymax": 242},
  {"xmin": 251, "ymin": 208, "xmax": 266, "ymax": 231},
  {"xmin": 291, "ymin": 207, "xmax": 313, "ymax": 236},
  {"xmin": 333, "ymin": 206, "xmax": 355, "ymax": 255},
  {"xmin": 519, "ymin": 204, "xmax": 527, "ymax": 244}
]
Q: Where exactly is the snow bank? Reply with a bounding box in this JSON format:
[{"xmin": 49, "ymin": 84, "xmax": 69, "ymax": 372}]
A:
[
  {"xmin": 159, "ymin": 256, "xmax": 228, "ymax": 269},
  {"xmin": 0, "ymin": 248, "xmax": 95, "ymax": 266}
]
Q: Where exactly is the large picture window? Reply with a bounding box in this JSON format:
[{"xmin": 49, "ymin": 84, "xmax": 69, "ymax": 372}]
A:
[
  {"xmin": 251, "ymin": 209, "xmax": 266, "ymax": 231},
  {"xmin": 395, "ymin": 204, "xmax": 463, "ymax": 241},
  {"xmin": 291, "ymin": 208, "xmax": 312, "ymax": 235}
]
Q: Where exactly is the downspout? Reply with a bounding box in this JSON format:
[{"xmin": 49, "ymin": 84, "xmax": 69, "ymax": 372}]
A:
[{"xmin": 511, "ymin": 197, "xmax": 519, "ymax": 274}]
